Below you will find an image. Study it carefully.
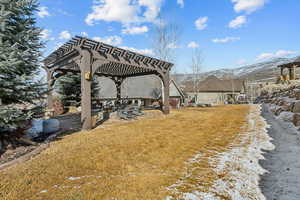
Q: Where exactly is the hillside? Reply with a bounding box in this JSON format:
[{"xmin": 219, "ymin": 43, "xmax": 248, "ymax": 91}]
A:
[{"xmin": 174, "ymin": 56, "xmax": 299, "ymax": 83}]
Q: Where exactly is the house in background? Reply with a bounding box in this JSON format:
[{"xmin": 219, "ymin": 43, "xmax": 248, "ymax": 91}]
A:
[
  {"xmin": 169, "ymin": 79, "xmax": 186, "ymax": 108},
  {"xmin": 182, "ymin": 75, "xmax": 246, "ymax": 105},
  {"xmin": 95, "ymin": 75, "xmax": 185, "ymax": 108}
]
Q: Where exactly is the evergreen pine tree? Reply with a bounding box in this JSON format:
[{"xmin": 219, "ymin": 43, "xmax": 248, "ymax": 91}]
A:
[
  {"xmin": 57, "ymin": 74, "xmax": 100, "ymax": 108},
  {"xmin": 0, "ymin": 0, "xmax": 45, "ymax": 132},
  {"xmin": 57, "ymin": 74, "xmax": 81, "ymax": 107}
]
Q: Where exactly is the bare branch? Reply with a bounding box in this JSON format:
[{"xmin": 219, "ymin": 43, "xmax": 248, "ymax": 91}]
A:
[
  {"xmin": 152, "ymin": 15, "xmax": 181, "ymax": 74},
  {"xmin": 190, "ymin": 49, "xmax": 203, "ymax": 93}
]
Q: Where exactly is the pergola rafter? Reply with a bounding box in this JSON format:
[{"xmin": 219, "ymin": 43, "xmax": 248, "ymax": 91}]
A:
[{"xmin": 43, "ymin": 36, "xmax": 173, "ymax": 130}]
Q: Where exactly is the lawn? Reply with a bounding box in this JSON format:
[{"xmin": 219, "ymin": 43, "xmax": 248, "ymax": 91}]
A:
[{"xmin": 0, "ymin": 105, "xmax": 249, "ymax": 200}]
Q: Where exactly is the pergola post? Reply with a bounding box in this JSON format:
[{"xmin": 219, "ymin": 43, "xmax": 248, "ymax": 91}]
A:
[
  {"xmin": 46, "ymin": 70, "xmax": 54, "ymax": 111},
  {"xmin": 116, "ymin": 82, "xmax": 122, "ymax": 105},
  {"xmin": 161, "ymin": 72, "xmax": 170, "ymax": 114},
  {"xmin": 43, "ymin": 67, "xmax": 55, "ymax": 117},
  {"xmin": 79, "ymin": 49, "xmax": 93, "ymax": 130}
]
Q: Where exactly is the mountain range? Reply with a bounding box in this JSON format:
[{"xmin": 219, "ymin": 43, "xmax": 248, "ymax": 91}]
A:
[{"xmin": 174, "ymin": 56, "xmax": 299, "ymax": 84}]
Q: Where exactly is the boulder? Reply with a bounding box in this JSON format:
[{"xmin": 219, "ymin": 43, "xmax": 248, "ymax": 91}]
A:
[
  {"xmin": 43, "ymin": 119, "xmax": 60, "ymax": 134},
  {"xmin": 25, "ymin": 119, "xmax": 44, "ymax": 139},
  {"xmin": 53, "ymin": 99, "xmax": 64, "ymax": 116},
  {"xmin": 281, "ymin": 104, "xmax": 290, "ymax": 111},
  {"xmin": 288, "ymin": 103, "xmax": 295, "ymax": 112},
  {"xmin": 68, "ymin": 106, "xmax": 78, "ymax": 113},
  {"xmin": 275, "ymin": 107, "xmax": 283, "ymax": 116},
  {"xmin": 293, "ymin": 114, "xmax": 300, "ymax": 126},
  {"xmin": 277, "ymin": 112, "xmax": 294, "ymax": 122},
  {"xmin": 295, "ymin": 90, "xmax": 300, "ymax": 100},
  {"xmin": 293, "ymin": 101, "xmax": 300, "ymax": 113}
]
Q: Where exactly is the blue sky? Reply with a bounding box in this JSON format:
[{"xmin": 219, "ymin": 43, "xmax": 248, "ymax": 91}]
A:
[{"xmin": 37, "ymin": 0, "xmax": 300, "ymax": 73}]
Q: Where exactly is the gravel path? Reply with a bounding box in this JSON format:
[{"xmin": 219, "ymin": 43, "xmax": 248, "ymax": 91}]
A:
[{"xmin": 260, "ymin": 104, "xmax": 300, "ymax": 200}]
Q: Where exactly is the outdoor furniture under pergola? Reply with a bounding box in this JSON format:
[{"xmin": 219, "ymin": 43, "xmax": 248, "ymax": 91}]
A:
[
  {"xmin": 43, "ymin": 36, "xmax": 173, "ymax": 130},
  {"xmin": 278, "ymin": 57, "xmax": 300, "ymax": 80}
]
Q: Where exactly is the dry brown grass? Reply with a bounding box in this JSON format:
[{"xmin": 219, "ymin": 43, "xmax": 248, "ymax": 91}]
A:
[{"xmin": 0, "ymin": 105, "xmax": 249, "ymax": 200}]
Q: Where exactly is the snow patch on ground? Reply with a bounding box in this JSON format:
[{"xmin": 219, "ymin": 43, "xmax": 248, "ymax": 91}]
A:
[
  {"xmin": 166, "ymin": 152, "xmax": 204, "ymax": 196},
  {"xmin": 166, "ymin": 105, "xmax": 274, "ymax": 200}
]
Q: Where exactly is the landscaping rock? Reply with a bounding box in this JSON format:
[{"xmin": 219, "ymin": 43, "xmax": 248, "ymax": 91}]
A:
[
  {"xmin": 277, "ymin": 112, "xmax": 294, "ymax": 122},
  {"xmin": 25, "ymin": 119, "xmax": 44, "ymax": 139},
  {"xmin": 281, "ymin": 104, "xmax": 290, "ymax": 111},
  {"xmin": 293, "ymin": 101, "xmax": 300, "ymax": 113},
  {"xmin": 293, "ymin": 114, "xmax": 300, "ymax": 126},
  {"xmin": 43, "ymin": 119, "xmax": 60, "ymax": 134},
  {"xmin": 295, "ymin": 90, "xmax": 300, "ymax": 100},
  {"xmin": 288, "ymin": 103, "xmax": 295, "ymax": 112},
  {"xmin": 53, "ymin": 99, "xmax": 64, "ymax": 116},
  {"xmin": 275, "ymin": 107, "xmax": 283, "ymax": 116}
]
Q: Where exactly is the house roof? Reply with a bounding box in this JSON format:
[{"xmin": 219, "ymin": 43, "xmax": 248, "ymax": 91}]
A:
[
  {"xmin": 169, "ymin": 79, "xmax": 185, "ymax": 98},
  {"xmin": 183, "ymin": 75, "xmax": 245, "ymax": 93}
]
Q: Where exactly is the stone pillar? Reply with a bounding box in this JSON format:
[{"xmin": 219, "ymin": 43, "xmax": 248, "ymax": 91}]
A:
[
  {"xmin": 289, "ymin": 68, "xmax": 293, "ymax": 80},
  {"xmin": 79, "ymin": 50, "xmax": 92, "ymax": 130},
  {"xmin": 280, "ymin": 67, "xmax": 284, "ymax": 76},
  {"xmin": 162, "ymin": 73, "xmax": 170, "ymax": 114},
  {"xmin": 292, "ymin": 65, "xmax": 297, "ymax": 80}
]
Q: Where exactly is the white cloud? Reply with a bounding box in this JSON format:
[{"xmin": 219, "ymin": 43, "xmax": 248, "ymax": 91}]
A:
[
  {"xmin": 139, "ymin": 0, "xmax": 164, "ymax": 22},
  {"xmin": 187, "ymin": 41, "xmax": 199, "ymax": 48},
  {"xmin": 81, "ymin": 32, "xmax": 88, "ymax": 37},
  {"xmin": 120, "ymin": 46, "xmax": 154, "ymax": 55},
  {"xmin": 212, "ymin": 37, "xmax": 240, "ymax": 43},
  {"xmin": 37, "ymin": 7, "xmax": 50, "ymax": 18},
  {"xmin": 256, "ymin": 50, "xmax": 297, "ymax": 60},
  {"xmin": 195, "ymin": 17, "xmax": 208, "ymax": 30},
  {"xmin": 256, "ymin": 53, "xmax": 274, "ymax": 60},
  {"xmin": 59, "ymin": 30, "xmax": 72, "ymax": 40},
  {"xmin": 40, "ymin": 29, "xmax": 51, "ymax": 39},
  {"xmin": 122, "ymin": 26, "xmax": 149, "ymax": 35},
  {"xmin": 177, "ymin": 0, "xmax": 184, "ymax": 8},
  {"xmin": 228, "ymin": 15, "xmax": 247, "ymax": 29},
  {"xmin": 231, "ymin": 0, "xmax": 268, "ymax": 14},
  {"xmin": 85, "ymin": 0, "xmax": 163, "ymax": 26},
  {"xmin": 93, "ymin": 35, "xmax": 123, "ymax": 46}
]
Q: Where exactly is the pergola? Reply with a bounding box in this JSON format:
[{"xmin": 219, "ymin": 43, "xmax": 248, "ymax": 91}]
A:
[
  {"xmin": 278, "ymin": 57, "xmax": 300, "ymax": 80},
  {"xmin": 43, "ymin": 36, "xmax": 173, "ymax": 130}
]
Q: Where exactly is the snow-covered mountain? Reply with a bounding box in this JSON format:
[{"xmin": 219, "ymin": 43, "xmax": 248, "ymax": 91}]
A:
[{"xmin": 174, "ymin": 57, "xmax": 298, "ymax": 83}]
